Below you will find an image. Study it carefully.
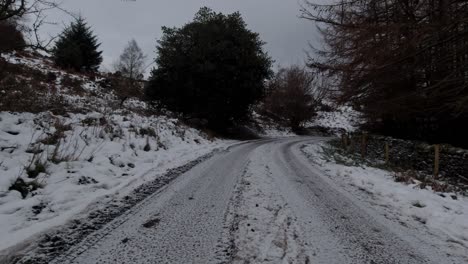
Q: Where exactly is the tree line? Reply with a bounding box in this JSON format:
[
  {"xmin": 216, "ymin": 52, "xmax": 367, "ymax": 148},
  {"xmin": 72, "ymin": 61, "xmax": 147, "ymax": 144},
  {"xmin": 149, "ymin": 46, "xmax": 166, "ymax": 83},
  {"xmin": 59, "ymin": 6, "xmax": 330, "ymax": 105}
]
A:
[
  {"xmin": 2, "ymin": 2, "xmax": 317, "ymax": 133},
  {"xmin": 302, "ymin": 0, "xmax": 468, "ymax": 147},
  {"xmin": 4, "ymin": 0, "xmax": 464, "ymax": 145}
]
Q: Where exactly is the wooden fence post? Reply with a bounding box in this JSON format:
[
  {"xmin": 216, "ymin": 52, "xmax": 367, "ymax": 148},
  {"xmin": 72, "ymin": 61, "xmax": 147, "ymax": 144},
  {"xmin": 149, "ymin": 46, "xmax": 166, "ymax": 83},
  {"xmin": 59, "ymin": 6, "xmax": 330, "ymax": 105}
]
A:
[
  {"xmin": 361, "ymin": 133, "xmax": 367, "ymax": 158},
  {"xmin": 385, "ymin": 142, "xmax": 389, "ymax": 164},
  {"xmin": 434, "ymin": 144, "xmax": 440, "ymax": 179}
]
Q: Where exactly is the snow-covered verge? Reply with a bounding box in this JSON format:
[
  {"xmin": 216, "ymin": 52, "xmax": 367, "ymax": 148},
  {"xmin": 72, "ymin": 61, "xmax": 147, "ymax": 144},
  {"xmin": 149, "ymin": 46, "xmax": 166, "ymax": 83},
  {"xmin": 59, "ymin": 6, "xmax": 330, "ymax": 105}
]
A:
[
  {"xmin": 302, "ymin": 142, "xmax": 468, "ymax": 260},
  {"xmin": 307, "ymin": 105, "xmax": 363, "ymax": 133},
  {"xmin": 0, "ymin": 51, "xmax": 236, "ymax": 253},
  {"xmin": 0, "ymin": 111, "xmax": 232, "ymax": 251}
]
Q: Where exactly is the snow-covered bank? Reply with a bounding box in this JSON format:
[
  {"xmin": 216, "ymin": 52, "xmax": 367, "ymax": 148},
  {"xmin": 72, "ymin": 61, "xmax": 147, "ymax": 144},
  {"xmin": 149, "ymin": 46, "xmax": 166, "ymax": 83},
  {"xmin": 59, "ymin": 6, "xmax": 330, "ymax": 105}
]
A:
[
  {"xmin": 252, "ymin": 104, "xmax": 364, "ymax": 138},
  {"xmin": 0, "ymin": 111, "xmax": 233, "ymax": 251},
  {"xmin": 307, "ymin": 105, "xmax": 363, "ymax": 133},
  {"xmin": 302, "ymin": 142, "xmax": 468, "ymax": 261},
  {"xmin": 0, "ymin": 51, "xmax": 239, "ymax": 251}
]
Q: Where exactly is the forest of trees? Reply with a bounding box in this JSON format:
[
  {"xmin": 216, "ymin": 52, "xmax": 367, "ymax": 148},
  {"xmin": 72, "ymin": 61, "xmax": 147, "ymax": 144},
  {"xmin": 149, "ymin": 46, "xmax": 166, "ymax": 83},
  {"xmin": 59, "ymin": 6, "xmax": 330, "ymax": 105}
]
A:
[
  {"xmin": 2, "ymin": 0, "xmax": 467, "ymax": 145},
  {"xmin": 302, "ymin": 0, "xmax": 468, "ymax": 147}
]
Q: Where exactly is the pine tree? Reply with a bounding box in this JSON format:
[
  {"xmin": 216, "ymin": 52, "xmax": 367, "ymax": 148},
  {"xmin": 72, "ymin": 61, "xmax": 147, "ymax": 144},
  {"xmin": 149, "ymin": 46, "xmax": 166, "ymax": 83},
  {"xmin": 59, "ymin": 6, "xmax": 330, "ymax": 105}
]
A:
[{"xmin": 52, "ymin": 17, "xmax": 102, "ymax": 72}]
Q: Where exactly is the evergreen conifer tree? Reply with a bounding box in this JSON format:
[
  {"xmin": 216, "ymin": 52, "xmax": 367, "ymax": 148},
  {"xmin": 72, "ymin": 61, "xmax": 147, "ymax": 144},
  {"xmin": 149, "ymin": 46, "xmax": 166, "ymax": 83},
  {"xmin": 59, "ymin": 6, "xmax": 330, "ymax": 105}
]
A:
[{"xmin": 52, "ymin": 17, "xmax": 102, "ymax": 72}]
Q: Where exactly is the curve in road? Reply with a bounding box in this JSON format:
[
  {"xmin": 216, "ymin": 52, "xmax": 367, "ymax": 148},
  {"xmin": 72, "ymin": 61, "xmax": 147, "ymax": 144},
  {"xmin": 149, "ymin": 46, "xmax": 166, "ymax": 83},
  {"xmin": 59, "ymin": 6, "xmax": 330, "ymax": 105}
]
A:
[{"xmin": 53, "ymin": 137, "xmax": 457, "ymax": 264}]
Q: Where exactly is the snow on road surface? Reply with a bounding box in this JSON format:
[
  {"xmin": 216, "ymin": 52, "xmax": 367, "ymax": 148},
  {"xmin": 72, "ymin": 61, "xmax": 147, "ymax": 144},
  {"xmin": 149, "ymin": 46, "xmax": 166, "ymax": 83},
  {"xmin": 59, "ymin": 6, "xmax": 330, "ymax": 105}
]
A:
[{"xmin": 26, "ymin": 138, "xmax": 468, "ymax": 263}]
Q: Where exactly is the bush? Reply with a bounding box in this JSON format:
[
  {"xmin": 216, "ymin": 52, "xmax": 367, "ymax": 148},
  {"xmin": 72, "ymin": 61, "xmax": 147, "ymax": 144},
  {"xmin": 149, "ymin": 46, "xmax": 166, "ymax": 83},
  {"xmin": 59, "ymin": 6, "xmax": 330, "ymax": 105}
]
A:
[
  {"xmin": 261, "ymin": 66, "xmax": 322, "ymax": 130},
  {"xmin": 61, "ymin": 75, "xmax": 85, "ymax": 93},
  {"xmin": 0, "ymin": 60, "xmax": 68, "ymax": 113},
  {"xmin": 9, "ymin": 178, "xmax": 42, "ymax": 199},
  {"xmin": 26, "ymin": 160, "xmax": 47, "ymax": 179},
  {"xmin": 108, "ymin": 73, "xmax": 143, "ymax": 106},
  {"xmin": 0, "ymin": 21, "xmax": 25, "ymax": 53},
  {"xmin": 145, "ymin": 7, "xmax": 272, "ymax": 129}
]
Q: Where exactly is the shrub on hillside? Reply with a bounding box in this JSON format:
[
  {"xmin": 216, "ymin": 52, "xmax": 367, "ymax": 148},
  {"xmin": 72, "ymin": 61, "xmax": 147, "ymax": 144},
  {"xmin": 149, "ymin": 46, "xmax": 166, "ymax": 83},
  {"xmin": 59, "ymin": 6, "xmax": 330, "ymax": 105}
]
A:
[
  {"xmin": 0, "ymin": 59, "xmax": 67, "ymax": 113},
  {"xmin": 0, "ymin": 20, "xmax": 25, "ymax": 53},
  {"xmin": 109, "ymin": 74, "xmax": 144, "ymax": 107},
  {"xmin": 145, "ymin": 7, "xmax": 273, "ymax": 129}
]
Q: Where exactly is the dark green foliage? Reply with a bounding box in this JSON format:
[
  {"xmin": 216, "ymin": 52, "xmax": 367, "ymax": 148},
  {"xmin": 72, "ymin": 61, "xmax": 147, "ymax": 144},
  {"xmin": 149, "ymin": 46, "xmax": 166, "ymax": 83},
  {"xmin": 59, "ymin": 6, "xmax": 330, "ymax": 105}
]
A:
[
  {"xmin": 145, "ymin": 7, "xmax": 273, "ymax": 129},
  {"xmin": 52, "ymin": 17, "xmax": 102, "ymax": 72}
]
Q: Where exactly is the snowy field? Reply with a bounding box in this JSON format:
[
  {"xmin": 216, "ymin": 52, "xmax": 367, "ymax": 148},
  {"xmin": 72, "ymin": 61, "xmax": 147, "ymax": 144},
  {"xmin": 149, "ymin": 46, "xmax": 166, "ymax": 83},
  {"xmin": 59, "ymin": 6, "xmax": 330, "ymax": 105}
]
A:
[{"xmin": 302, "ymin": 142, "xmax": 468, "ymax": 261}]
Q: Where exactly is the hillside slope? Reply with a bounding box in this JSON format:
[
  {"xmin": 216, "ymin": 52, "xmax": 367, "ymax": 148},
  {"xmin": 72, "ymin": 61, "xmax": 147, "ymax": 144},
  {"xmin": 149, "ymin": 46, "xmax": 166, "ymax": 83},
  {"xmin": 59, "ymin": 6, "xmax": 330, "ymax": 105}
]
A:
[{"xmin": 0, "ymin": 51, "xmax": 233, "ymax": 252}]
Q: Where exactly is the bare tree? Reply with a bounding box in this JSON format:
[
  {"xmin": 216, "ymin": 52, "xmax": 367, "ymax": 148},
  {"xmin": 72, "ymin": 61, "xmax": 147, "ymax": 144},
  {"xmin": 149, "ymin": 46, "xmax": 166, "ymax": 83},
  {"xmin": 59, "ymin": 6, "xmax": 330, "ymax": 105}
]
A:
[
  {"xmin": 0, "ymin": 0, "xmax": 69, "ymax": 52},
  {"xmin": 301, "ymin": 0, "xmax": 468, "ymax": 146},
  {"xmin": 114, "ymin": 39, "xmax": 146, "ymax": 80},
  {"xmin": 0, "ymin": 0, "xmax": 27, "ymax": 21},
  {"xmin": 1, "ymin": 0, "xmax": 59, "ymax": 21},
  {"xmin": 109, "ymin": 40, "xmax": 147, "ymax": 106},
  {"xmin": 262, "ymin": 66, "xmax": 323, "ymax": 130}
]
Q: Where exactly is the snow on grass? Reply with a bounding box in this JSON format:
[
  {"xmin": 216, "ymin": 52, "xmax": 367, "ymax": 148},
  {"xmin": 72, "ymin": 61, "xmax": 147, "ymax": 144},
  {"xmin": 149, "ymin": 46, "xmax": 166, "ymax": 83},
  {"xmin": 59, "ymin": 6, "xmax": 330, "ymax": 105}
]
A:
[
  {"xmin": 302, "ymin": 142, "xmax": 468, "ymax": 258},
  {"xmin": 251, "ymin": 111, "xmax": 296, "ymax": 138},
  {"xmin": 308, "ymin": 105, "xmax": 363, "ymax": 132},
  {"xmin": 260, "ymin": 127, "xmax": 295, "ymax": 137},
  {"xmin": 0, "ymin": 111, "xmax": 232, "ymax": 251},
  {"xmin": 254, "ymin": 104, "xmax": 364, "ymax": 136}
]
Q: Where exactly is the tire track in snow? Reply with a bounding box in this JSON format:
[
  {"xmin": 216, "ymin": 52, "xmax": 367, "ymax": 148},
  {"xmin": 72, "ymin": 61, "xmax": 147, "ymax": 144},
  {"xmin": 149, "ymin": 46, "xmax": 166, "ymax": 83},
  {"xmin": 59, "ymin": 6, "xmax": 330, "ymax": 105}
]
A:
[
  {"xmin": 226, "ymin": 143, "xmax": 310, "ymax": 263},
  {"xmin": 57, "ymin": 140, "xmax": 267, "ymax": 264},
  {"xmin": 270, "ymin": 138, "xmax": 434, "ymax": 264}
]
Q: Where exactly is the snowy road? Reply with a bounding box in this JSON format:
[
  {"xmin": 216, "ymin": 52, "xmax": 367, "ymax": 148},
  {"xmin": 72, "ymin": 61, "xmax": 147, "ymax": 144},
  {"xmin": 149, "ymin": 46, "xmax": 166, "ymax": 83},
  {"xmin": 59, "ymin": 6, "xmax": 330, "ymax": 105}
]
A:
[{"xmin": 54, "ymin": 137, "xmax": 456, "ymax": 264}]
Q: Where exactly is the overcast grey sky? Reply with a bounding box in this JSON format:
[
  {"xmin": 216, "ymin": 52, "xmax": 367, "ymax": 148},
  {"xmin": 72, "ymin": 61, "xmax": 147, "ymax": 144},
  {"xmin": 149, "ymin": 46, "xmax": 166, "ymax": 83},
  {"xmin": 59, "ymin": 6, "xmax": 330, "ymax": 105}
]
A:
[{"xmin": 43, "ymin": 0, "xmax": 318, "ymax": 72}]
